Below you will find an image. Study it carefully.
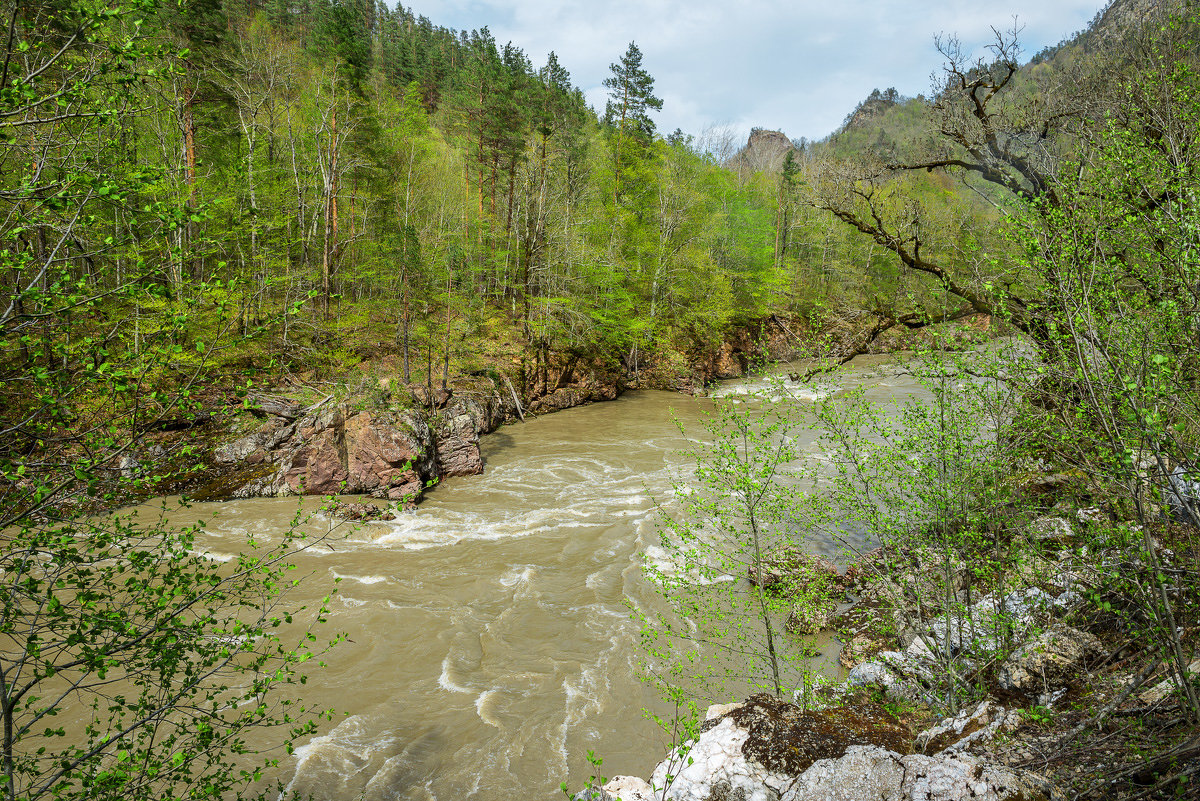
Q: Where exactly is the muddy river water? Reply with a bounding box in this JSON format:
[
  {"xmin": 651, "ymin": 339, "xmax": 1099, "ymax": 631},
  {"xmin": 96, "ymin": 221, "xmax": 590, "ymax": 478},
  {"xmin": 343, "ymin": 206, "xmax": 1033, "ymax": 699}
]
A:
[{"xmin": 143, "ymin": 357, "xmax": 925, "ymax": 800}]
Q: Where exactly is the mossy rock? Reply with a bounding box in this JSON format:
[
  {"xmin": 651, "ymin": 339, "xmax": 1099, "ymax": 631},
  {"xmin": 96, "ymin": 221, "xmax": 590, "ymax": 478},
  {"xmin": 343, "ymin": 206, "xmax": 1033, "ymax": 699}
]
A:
[
  {"xmin": 188, "ymin": 462, "xmax": 278, "ymax": 502},
  {"xmin": 726, "ymin": 693, "xmax": 912, "ymax": 777}
]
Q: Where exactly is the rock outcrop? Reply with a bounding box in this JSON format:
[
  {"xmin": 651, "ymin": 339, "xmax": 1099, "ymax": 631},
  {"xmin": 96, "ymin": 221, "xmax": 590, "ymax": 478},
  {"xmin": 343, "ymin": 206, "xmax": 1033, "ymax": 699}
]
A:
[
  {"xmin": 997, "ymin": 625, "xmax": 1104, "ymax": 695},
  {"xmin": 915, "ymin": 700, "xmax": 1023, "ymax": 755},
  {"xmin": 728, "ymin": 129, "xmax": 797, "ymax": 176},
  {"xmin": 202, "ymin": 404, "xmax": 438, "ymax": 503},
  {"xmin": 192, "ymin": 313, "xmax": 862, "ymax": 504},
  {"xmin": 846, "ymin": 587, "xmax": 1082, "ymax": 706},
  {"xmin": 434, "ymin": 396, "xmax": 492, "ymax": 477},
  {"xmin": 323, "ymin": 500, "xmax": 396, "ymax": 522},
  {"xmin": 780, "ymin": 745, "xmax": 1059, "ymax": 801},
  {"xmin": 198, "ymin": 379, "xmax": 523, "ymax": 503},
  {"xmin": 747, "ymin": 548, "xmax": 844, "ymax": 594},
  {"xmin": 598, "ymin": 695, "xmax": 1058, "ymax": 801},
  {"xmin": 526, "ymin": 377, "xmax": 619, "ymax": 414}
]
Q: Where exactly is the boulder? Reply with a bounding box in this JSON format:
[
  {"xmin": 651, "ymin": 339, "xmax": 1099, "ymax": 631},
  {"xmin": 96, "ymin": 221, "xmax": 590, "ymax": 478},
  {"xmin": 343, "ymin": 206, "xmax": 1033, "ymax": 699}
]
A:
[
  {"xmin": 584, "ymin": 375, "xmax": 621, "ymax": 401},
  {"xmin": 912, "ymin": 587, "xmax": 1060, "ymax": 657},
  {"xmin": 997, "ymin": 624, "xmax": 1104, "ymax": 694},
  {"xmin": 435, "ymin": 397, "xmax": 487, "ymax": 477},
  {"xmin": 786, "ymin": 597, "xmax": 837, "ymax": 635},
  {"xmin": 343, "ymin": 410, "xmax": 435, "ymax": 501},
  {"xmin": 1028, "ymin": 516, "xmax": 1074, "ymax": 544},
  {"xmin": 606, "ymin": 694, "xmax": 1057, "ymax": 801},
  {"xmin": 748, "ymin": 548, "xmax": 843, "ymax": 594},
  {"xmin": 581, "ymin": 775, "xmax": 656, "ymax": 801},
  {"xmin": 648, "ymin": 716, "xmax": 787, "ymax": 801},
  {"xmin": 839, "ymin": 633, "xmax": 878, "ymax": 670},
  {"xmin": 528, "ymin": 387, "xmax": 591, "ymax": 414},
  {"xmin": 643, "ymin": 694, "xmax": 910, "ymax": 801},
  {"xmin": 207, "ymin": 405, "xmax": 440, "ymax": 504},
  {"xmin": 851, "ymin": 586, "xmax": 1081, "ymax": 704},
  {"xmin": 1020, "ymin": 472, "xmax": 1076, "ymax": 498},
  {"xmin": 1165, "ymin": 466, "xmax": 1200, "ymax": 524},
  {"xmin": 916, "ymin": 700, "xmax": 1022, "ymax": 755},
  {"xmin": 323, "ymin": 500, "xmax": 395, "ymax": 522},
  {"xmin": 778, "ymin": 745, "xmax": 1059, "ymax": 801},
  {"xmin": 713, "ymin": 342, "xmax": 744, "ymax": 380},
  {"xmin": 118, "ymin": 455, "xmax": 143, "ymax": 479},
  {"xmin": 704, "ymin": 702, "xmax": 744, "ymax": 721},
  {"xmin": 847, "ymin": 650, "xmax": 939, "ymax": 705}
]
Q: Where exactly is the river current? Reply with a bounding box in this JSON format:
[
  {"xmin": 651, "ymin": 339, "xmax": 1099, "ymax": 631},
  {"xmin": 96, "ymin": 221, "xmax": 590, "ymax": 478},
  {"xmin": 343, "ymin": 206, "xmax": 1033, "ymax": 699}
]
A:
[{"xmin": 144, "ymin": 356, "xmax": 924, "ymax": 800}]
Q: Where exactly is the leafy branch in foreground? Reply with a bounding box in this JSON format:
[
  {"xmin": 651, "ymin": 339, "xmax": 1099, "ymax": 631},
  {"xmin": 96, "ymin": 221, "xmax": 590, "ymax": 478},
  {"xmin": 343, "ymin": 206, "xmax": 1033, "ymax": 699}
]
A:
[
  {"xmin": 812, "ymin": 345, "xmax": 1025, "ymax": 714},
  {"xmin": 0, "ymin": 503, "xmax": 342, "ymax": 801},
  {"xmin": 0, "ymin": 4, "xmax": 342, "ymax": 797},
  {"xmin": 640, "ymin": 381, "xmax": 818, "ymax": 705}
]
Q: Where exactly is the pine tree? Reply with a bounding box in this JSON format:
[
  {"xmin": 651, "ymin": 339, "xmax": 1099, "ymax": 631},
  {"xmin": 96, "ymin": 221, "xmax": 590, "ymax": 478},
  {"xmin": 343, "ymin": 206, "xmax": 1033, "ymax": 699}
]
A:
[
  {"xmin": 603, "ymin": 41, "xmax": 661, "ymax": 143},
  {"xmin": 603, "ymin": 41, "xmax": 662, "ymax": 203}
]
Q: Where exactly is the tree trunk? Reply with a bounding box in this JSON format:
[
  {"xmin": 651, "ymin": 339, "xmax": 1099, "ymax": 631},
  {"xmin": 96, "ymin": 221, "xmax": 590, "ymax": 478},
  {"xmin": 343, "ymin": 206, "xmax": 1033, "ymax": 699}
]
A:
[{"xmin": 322, "ymin": 108, "xmax": 339, "ymax": 320}]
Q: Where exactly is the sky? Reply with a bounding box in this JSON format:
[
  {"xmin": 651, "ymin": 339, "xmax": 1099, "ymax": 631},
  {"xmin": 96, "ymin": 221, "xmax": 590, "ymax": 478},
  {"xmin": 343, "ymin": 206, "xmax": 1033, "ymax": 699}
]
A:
[{"xmin": 398, "ymin": 0, "xmax": 1105, "ymax": 145}]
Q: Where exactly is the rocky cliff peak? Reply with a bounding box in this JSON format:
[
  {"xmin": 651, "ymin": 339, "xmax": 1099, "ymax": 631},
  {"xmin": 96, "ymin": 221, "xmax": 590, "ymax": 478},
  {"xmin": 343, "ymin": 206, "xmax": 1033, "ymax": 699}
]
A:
[{"xmin": 729, "ymin": 128, "xmax": 797, "ymax": 175}]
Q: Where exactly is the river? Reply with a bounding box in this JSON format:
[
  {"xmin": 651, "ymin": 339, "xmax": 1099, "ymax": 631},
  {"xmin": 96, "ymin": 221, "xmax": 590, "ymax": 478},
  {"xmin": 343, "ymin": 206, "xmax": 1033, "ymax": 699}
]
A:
[{"xmin": 142, "ymin": 356, "xmax": 925, "ymax": 800}]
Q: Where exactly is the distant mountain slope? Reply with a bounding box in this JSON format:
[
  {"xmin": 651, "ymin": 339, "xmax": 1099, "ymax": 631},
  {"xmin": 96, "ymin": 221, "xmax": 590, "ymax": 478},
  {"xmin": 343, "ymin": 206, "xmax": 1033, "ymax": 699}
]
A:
[{"xmin": 734, "ymin": 0, "xmax": 1189, "ymax": 172}]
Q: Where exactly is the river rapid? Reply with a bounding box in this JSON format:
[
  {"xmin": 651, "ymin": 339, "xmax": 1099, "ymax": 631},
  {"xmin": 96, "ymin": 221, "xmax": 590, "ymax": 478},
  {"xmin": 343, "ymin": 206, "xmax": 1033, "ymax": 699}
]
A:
[{"xmin": 142, "ymin": 356, "xmax": 926, "ymax": 801}]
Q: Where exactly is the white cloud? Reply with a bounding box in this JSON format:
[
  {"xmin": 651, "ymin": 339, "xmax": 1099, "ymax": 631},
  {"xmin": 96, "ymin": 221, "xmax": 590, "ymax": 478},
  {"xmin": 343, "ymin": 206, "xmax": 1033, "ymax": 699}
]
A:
[{"xmin": 399, "ymin": 0, "xmax": 1102, "ymax": 142}]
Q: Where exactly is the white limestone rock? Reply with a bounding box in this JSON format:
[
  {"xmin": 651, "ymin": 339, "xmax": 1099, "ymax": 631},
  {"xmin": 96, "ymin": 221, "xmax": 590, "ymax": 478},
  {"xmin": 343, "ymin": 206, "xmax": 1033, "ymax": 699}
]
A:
[
  {"xmin": 704, "ymin": 702, "xmax": 744, "ymax": 722},
  {"xmin": 1028, "ymin": 516, "xmax": 1075, "ymax": 543},
  {"xmin": 648, "ymin": 717, "xmax": 792, "ymax": 801},
  {"xmin": 778, "ymin": 745, "xmax": 1059, "ymax": 801},
  {"xmin": 619, "ymin": 695, "xmax": 1060, "ymax": 801},
  {"xmin": 998, "ymin": 624, "xmax": 1104, "ymax": 693},
  {"xmin": 846, "ymin": 648, "xmax": 942, "ymax": 705},
  {"xmin": 594, "ymin": 775, "xmax": 656, "ymax": 801},
  {"xmin": 915, "ymin": 700, "xmax": 1022, "ymax": 755}
]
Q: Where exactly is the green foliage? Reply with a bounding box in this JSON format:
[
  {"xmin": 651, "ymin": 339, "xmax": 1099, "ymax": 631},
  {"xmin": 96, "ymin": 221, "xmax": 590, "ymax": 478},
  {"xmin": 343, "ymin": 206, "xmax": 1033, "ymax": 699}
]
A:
[
  {"xmin": 811, "ymin": 347, "xmax": 1024, "ymax": 713},
  {"xmin": 1002, "ymin": 20, "xmax": 1200, "ymax": 722},
  {"xmin": 1, "ymin": 6, "xmax": 341, "ymax": 799},
  {"xmin": 0, "ymin": 506, "xmax": 339, "ymax": 801},
  {"xmin": 642, "ymin": 380, "xmax": 817, "ymax": 703},
  {"xmin": 603, "ymin": 42, "xmax": 662, "ymax": 145}
]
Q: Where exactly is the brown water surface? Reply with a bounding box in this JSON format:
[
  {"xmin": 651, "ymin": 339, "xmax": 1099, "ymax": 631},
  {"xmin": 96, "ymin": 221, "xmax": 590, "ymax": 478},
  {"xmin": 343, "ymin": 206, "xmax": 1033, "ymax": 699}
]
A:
[{"xmin": 138, "ymin": 357, "xmax": 923, "ymax": 800}]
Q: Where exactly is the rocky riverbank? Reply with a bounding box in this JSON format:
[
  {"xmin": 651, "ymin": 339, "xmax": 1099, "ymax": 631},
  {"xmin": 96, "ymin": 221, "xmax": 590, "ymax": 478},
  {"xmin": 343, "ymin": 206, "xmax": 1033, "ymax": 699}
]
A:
[
  {"xmin": 127, "ymin": 314, "xmax": 831, "ymax": 506},
  {"xmin": 100, "ymin": 310, "xmax": 990, "ymax": 509},
  {"xmin": 589, "ymin": 695, "xmax": 1061, "ymax": 801},
  {"xmin": 584, "ymin": 508, "xmax": 1199, "ymax": 801}
]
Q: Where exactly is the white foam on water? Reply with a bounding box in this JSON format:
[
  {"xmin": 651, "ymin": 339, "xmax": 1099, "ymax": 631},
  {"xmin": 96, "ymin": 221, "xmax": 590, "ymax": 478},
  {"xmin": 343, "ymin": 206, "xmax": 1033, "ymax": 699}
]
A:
[
  {"xmin": 561, "ymin": 662, "xmax": 608, "ymax": 732},
  {"xmin": 191, "ymin": 550, "xmax": 235, "ymax": 563},
  {"xmin": 560, "ymin": 677, "xmax": 585, "ymax": 730},
  {"xmin": 283, "ymin": 715, "xmax": 395, "ymax": 800},
  {"xmin": 383, "ymin": 600, "xmax": 423, "ymax": 612},
  {"xmin": 329, "ymin": 570, "xmax": 388, "ymax": 585},
  {"xmin": 610, "ymin": 507, "xmax": 646, "ymax": 519},
  {"xmin": 583, "ymin": 568, "xmax": 607, "ymax": 590},
  {"xmin": 292, "ymin": 544, "xmax": 338, "ymax": 557},
  {"xmin": 641, "ymin": 543, "xmax": 736, "ymax": 587},
  {"xmin": 475, "ymin": 689, "xmax": 502, "ymax": 728},
  {"xmin": 544, "ymin": 520, "xmax": 595, "ymax": 530},
  {"xmin": 438, "ymin": 655, "xmax": 471, "ymax": 694},
  {"xmin": 499, "ymin": 565, "xmax": 536, "ymax": 587},
  {"xmin": 337, "ymin": 596, "xmax": 368, "ymax": 608},
  {"xmin": 366, "ymin": 501, "xmax": 624, "ymax": 551}
]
